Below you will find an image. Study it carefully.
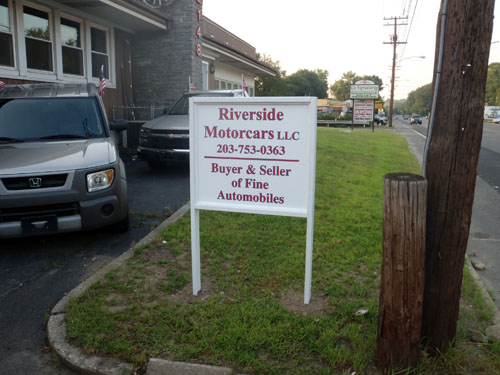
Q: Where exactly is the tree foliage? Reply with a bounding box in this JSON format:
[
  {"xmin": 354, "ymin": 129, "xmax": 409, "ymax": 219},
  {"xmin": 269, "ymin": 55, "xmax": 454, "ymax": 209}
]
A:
[
  {"xmin": 255, "ymin": 54, "xmax": 289, "ymax": 97},
  {"xmin": 329, "ymin": 71, "xmax": 384, "ymax": 101},
  {"xmin": 286, "ymin": 69, "xmax": 329, "ymax": 98},
  {"xmin": 404, "ymin": 83, "xmax": 432, "ymax": 115},
  {"xmin": 255, "ymin": 54, "xmax": 329, "ymax": 98},
  {"xmin": 485, "ymin": 62, "xmax": 500, "ymax": 105}
]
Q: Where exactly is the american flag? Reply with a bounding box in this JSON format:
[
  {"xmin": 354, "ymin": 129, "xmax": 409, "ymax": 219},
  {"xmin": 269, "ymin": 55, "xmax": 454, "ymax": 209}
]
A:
[
  {"xmin": 189, "ymin": 75, "xmax": 195, "ymax": 91},
  {"xmin": 0, "ymin": 80, "xmax": 6, "ymax": 88},
  {"xmin": 99, "ymin": 65, "xmax": 106, "ymax": 97},
  {"xmin": 241, "ymin": 74, "xmax": 248, "ymax": 93}
]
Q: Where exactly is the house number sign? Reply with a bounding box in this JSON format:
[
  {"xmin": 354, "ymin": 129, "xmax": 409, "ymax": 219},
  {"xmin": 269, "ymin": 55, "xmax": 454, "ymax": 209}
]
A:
[{"xmin": 195, "ymin": 0, "xmax": 202, "ymax": 56}]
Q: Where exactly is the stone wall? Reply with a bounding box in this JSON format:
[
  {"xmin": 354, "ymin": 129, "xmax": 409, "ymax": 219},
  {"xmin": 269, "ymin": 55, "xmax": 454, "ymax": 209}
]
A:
[{"xmin": 131, "ymin": 0, "xmax": 202, "ymax": 108}]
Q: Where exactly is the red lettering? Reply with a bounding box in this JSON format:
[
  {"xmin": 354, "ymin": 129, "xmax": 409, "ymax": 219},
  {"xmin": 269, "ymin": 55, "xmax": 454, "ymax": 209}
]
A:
[
  {"xmin": 204, "ymin": 125, "xmax": 218, "ymax": 138},
  {"xmin": 219, "ymin": 108, "xmax": 229, "ymax": 120}
]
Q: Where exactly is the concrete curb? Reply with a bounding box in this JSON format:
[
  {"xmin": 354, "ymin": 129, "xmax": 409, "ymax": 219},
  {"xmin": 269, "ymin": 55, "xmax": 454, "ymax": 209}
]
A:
[
  {"xmin": 465, "ymin": 257, "xmax": 500, "ymax": 325},
  {"xmin": 46, "ymin": 180, "xmax": 500, "ymax": 373},
  {"xmin": 47, "ymin": 204, "xmax": 193, "ymax": 375}
]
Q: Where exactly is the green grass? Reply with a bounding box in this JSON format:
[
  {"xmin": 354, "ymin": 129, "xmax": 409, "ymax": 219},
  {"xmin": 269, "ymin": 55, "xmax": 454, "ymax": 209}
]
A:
[{"xmin": 65, "ymin": 128, "xmax": 499, "ymax": 374}]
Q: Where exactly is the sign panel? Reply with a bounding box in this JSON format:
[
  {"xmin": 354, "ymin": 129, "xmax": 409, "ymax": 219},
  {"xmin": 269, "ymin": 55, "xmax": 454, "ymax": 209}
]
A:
[
  {"xmin": 350, "ymin": 84, "xmax": 379, "ymax": 99},
  {"xmin": 190, "ymin": 97, "xmax": 317, "ymax": 217},
  {"xmin": 189, "ymin": 97, "xmax": 317, "ymax": 304},
  {"xmin": 353, "ymin": 100, "xmax": 374, "ymax": 124}
]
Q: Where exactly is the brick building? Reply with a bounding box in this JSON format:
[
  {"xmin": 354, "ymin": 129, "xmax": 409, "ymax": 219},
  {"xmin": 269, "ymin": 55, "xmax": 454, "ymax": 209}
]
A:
[{"xmin": 0, "ymin": 0, "xmax": 275, "ymax": 119}]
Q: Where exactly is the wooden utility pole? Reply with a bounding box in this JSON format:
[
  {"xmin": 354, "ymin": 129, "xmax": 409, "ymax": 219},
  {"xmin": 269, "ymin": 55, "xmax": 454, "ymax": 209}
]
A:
[
  {"xmin": 377, "ymin": 173, "xmax": 427, "ymax": 371},
  {"xmin": 384, "ymin": 17, "xmax": 407, "ymax": 127},
  {"xmin": 422, "ymin": 0, "xmax": 495, "ymax": 353}
]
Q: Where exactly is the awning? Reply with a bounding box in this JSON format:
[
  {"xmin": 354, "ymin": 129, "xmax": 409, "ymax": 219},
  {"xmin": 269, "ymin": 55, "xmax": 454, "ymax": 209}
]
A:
[
  {"xmin": 203, "ymin": 39, "xmax": 276, "ymax": 77},
  {"xmin": 56, "ymin": 0, "xmax": 170, "ymax": 31}
]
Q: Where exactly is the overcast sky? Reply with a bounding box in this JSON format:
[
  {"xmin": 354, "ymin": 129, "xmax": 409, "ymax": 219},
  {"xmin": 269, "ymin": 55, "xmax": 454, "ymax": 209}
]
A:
[{"xmin": 203, "ymin": 0, "xmax": 500, "ymax": 101}]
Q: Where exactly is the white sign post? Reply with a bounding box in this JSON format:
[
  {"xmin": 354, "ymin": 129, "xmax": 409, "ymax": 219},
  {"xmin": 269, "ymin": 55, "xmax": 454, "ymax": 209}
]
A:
[{"xmin": 189, "ymin": 97, "xmax": 317, "ymax": 304}]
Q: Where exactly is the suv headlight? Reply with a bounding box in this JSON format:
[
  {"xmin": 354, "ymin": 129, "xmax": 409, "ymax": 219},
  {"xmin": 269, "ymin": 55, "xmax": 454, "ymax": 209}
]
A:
[
  {"xmin": 87, "ymin": 169, "xmax": 114, "ymax": 192},
  {"xmin": 139, "ymin": 127, "xmax": 153, "ymax": 147}
]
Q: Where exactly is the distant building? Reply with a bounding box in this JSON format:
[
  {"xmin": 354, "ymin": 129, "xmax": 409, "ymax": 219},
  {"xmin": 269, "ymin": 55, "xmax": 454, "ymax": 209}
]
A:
[
  {"xmin": 0, "ymin": 0, "xmax": 275, "ymax": 118},
  {"xmin": 317, "ymin": 99, "xmax": 352, "ymax": 114}
]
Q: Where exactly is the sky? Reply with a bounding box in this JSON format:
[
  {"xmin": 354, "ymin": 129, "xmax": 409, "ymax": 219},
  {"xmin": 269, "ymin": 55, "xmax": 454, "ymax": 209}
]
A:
[{"xmin": 203, "ymin": 0, "xmax": 500, "ymax": 101}]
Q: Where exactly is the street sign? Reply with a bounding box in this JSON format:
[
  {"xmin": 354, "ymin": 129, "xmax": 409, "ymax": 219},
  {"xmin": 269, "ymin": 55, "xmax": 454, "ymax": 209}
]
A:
[
  {"xmin": 353, "ymin": 100, "xmax": 374, "ymax": 123},
  {"xmin": 189, "ymin": 97, "xmax": 317, "ymax": 303},
  {"xmin": 350, "ymin": 84, "xmax": 380, "ymax": 99}
]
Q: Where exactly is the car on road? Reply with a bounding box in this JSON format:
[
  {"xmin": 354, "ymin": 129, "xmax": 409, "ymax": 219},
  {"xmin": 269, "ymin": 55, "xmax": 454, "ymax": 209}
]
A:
[
  {"xmin": 137, "ymin": 90, "xmax": 249, "ymax": 169},
  {"xmin": 0, "ymin": 83, "xmax": 129, "ymax": 238},
  {"xmin": 374, "ymin": 114, "xmax": 388, "ymax": 125},
  {"xmin": 410, "ymin": 114, "xmax": 422, "ymax": 125}
]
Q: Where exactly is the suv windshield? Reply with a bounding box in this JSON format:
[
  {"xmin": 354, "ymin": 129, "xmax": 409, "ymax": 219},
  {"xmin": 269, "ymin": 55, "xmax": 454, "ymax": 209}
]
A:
[
  {"xmin": 0, "ymin": 97, "xmax": 105, "ymax": 142},
  {"xmin": 168, "ymin": 92, "xmax": 235, "ymax": 115}
]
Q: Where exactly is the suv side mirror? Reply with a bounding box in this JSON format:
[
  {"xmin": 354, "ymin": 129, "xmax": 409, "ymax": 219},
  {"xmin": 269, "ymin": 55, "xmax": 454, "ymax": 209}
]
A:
[{"xmin": 109, "ymin": 119, "xmax": 128, "ymax": 131}]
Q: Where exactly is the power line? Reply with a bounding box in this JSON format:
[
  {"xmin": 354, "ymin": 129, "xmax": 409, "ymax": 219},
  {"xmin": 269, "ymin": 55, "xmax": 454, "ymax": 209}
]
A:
[{"xmin": 399, "ymin": 0, "xmax": 420, "ymax": 61}]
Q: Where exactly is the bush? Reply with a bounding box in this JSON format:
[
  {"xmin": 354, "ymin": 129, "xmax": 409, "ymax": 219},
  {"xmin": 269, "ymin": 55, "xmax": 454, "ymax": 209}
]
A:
[{"xmin": 317, "ymin": 113, "xmax": 338, "ymax": 121}]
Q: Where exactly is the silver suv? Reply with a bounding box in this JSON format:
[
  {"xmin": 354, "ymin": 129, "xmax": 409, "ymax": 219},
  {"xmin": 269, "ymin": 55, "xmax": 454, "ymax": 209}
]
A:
[
  {"xmin": 137, "ymin": 90, "xmax": 248, "ymax": 169},
  {"xmin": 0, "ymin": 83, "xmax": 128, "ymax": 238}
]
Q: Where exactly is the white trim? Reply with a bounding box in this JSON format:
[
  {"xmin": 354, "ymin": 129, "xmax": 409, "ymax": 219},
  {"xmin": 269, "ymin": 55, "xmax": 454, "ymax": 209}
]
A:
[
  {"xmin": 14, "ymin": 0, "xmax": 26, "ymax": 76},
  {"xmin": 86, "ymin": 21, "xmax": 115, "ymax": 87},
  {"xmin": 0, "ymin": 0, "xmax": 16, "ymax": 70},
  {"xmin": 58, "ymin": 12, "xmax": 85, "ymax": 79},
  {"xmin": 23, "ymin": 1, "xmax": 55, "ymax": 76},
  {"xmin": 0, "ymin": 0, "xmax": 116, "ymax": 88}
]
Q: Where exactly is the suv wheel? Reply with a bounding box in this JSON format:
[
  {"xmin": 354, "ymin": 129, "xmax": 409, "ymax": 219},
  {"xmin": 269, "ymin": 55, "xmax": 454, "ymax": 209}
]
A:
[{"xmin": 112, "ymin": 214, "xmax": 129, "ymax": 233}]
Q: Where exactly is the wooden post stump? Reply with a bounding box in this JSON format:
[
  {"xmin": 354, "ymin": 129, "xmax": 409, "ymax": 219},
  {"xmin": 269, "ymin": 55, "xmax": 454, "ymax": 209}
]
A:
[{"xmin": 377, "ymin": 173, "xmax": 427, "ymax": 371}]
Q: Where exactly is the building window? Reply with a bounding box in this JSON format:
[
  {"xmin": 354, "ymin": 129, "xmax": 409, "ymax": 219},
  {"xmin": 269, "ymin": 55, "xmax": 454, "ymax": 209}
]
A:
[
  {"xmin": 24, "ymin": 5, "xmax": 53, "ymax": 71},
  {"xmin": 91, "ymin": 26, "xmax": 108, "ymax": 79},
  {"xmin": 61, "ymin": 17, "xmax": 83, "ymax": 76},
  {"xmin": 0, "ymin": 0, "xmax": 14, "ymax": 67}
]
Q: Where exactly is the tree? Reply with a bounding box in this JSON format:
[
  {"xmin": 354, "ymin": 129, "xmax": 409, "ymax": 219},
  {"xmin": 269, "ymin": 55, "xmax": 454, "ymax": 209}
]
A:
[
  {"xmin": 485, "ymin": 62, "xmax": 500, "ymax": 105},
  {"xmin": 255, "ymin": 54, "xmax": 289, "ymax": 96},
  {"xmin": 330, "ymin": 72, "xmax": 384, "ymax": 101},
  {"xmin": 360, "ymin": 74, "xmax": 384, "ymax": 92},
  {"xmin": 286, "ymin": 69, "xmax": 329, "ymax": 98},
  {"xmin": 256, "ymin": 55, "xmax": 329, "ymax": 98},
  {"xmin": 330, "ymin": 71, "xmax": 358, "ymax": 101},
  {"xmin": 405, "ymin": 83, "xmax": 432, "ymax": 115}
]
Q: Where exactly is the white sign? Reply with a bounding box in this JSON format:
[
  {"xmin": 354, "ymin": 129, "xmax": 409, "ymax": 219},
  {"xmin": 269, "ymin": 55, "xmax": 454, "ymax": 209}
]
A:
[
  {"xmin": 350, "ymin": 84, "xmax": 379, "ymax": 99},
  {"xmin": 190, "ymin": 97, "xmax": 317, "ymax": 303},
  {"xmin": 353, "ymin": 100, "xmax": 374, "ymax": 123}
]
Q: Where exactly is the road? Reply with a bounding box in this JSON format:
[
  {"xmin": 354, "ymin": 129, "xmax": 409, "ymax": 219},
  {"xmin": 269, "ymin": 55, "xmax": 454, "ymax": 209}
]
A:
[
  {"xmin": 0, "ymin": 156, "xmax": 190, "ymax": 375},
  {"xmin": 393, "ymin": 117, "xmax": 500, "ymax": 309}
]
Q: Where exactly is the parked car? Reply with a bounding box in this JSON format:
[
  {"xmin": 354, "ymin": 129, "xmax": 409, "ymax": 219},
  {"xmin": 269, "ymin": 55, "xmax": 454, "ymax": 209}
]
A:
[
  {"xmin": 374, "ymin": 114, "xmax": 388, "ymax": 125},
  {"xmin": 137, "ymin": 90, "xmax": 249, "ymax": 169},
  {"xmin": 0, "ymin": 83, "xmax": 129, "ymax": 238},
  {"xmin": 410, "ymin": 114, "xmax": 422, "ymax": 124}
]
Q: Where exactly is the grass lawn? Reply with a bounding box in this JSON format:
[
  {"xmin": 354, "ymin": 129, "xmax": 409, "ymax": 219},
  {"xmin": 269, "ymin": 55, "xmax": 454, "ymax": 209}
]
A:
[{"xmin": 66, "ymin": 128, "xmax": 500, "ymax": 374}]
